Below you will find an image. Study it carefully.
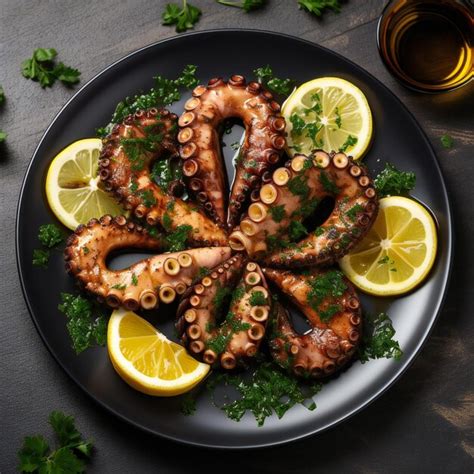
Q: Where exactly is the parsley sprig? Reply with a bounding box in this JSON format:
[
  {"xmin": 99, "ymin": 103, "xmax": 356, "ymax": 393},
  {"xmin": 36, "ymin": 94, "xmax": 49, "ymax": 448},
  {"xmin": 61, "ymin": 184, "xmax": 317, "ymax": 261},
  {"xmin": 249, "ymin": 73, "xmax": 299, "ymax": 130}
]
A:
[
  {"xmin": 298, "ymin": 0, "xmax": 342, "ymax": 17},
  {"xmin": 359, "ymin": 312, "xmax": 403, "ymax": 362},
  {"xmin": 374, "ymin": 163, "xmax": 416, "ymax": 198},
  {"xmin": 58, "ymin": 293, "xmax": 108, "ymax": 354},
  {"xmin": 440, "ymin": 134, "xmax": 454, "ymax": 149},
  {"xmin": 162, "ymin": 1, "xmax": 202, "ymax": 32},
  {"xmin": 217, "ymin": 0, "xmax": 266, "ymax": 12},
  {"xmin": 32, "ymin": 224, "xmax": 64, "ymax": 268},
  {"xmin": 254, "ymin": 65, "xmax": 294, "ymax": 96},
  {"xmin": 22, "ymin": 48, "xmax": 80, "ymax": 88},
  {"xmin": 18, "ymin": 411, "xmax": 93, "ymax": 473}
]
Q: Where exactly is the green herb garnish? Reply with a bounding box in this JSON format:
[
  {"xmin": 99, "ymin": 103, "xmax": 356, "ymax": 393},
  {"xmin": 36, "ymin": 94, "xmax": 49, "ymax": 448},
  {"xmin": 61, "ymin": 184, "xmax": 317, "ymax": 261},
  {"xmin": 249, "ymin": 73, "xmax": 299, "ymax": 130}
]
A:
[
  {"xmin": 319, "ymin": 171, "xmax": 339, "ymax": 194},
  {"xmin": 314, "ymin": 226, "xmax": 325, "ymax": 236},
  {"xmin": 374, "ymin": 163, "xmax": 416, "ymax": 198},
  {"xmin": 58, "ymin": 293, "xmax": 108, "ymax": 354},
  {"xmin": 131, "ymin": 273, "xmax": 138, "ymax": 286},
  {"xmin": 165, "ymin": 224, "xmax": 192, "ymax": 251},
  {"xmin": 270, "ymin": 205, "xmax": 286, "ymax": 223},
  {"xmin": 335, "ymin": 107, "xmax": 342, "ymax": 128},
  {"xmin": 17, "ymin": 411, "xmax": 93, "ymax": 473},
  {"xmin": 32, "ymin": 249, "xmax": 50, "ymax": 268},
  {"xmin": 0, "ymin": 85, "xmax": 5, "ymax": 106},
  {"xmin": 249, "ymin": 291, "xmax": 266, "ymax": 306},
  {"xmin": 138, "ymin": 189, "xmax": 157, "ymax": 207},
  {"xmin": 162, "ymin": 1, "xmax": 201, "ymax": 32},
  {"xmin": 288, "ymin": 174, "xmax": 309, "ymax": 199},
  {"xmin": 290, "ymin": 113, "xmax": 306, "ymax": 135},
  {"xmin": 359, "ymin": 312, "xmax": 403, "ymax": 362},
  {"xmin": 217, "ymin": 0, "xmax": 266, "ymax": 11},
  {"xmin": 254, "ymin": 65, "xmax": 294, "ymax": 96},
  {"xmin": 378, "ymin": 255, "xmax": 390, "ymax": 264},
  {"xmin": 21, "ymin": 48, "xmax": 80, "ymax": 88},
  {"xmin": 346, "ymin": 203, "xmax": 364, "ymax": 222},
  {"xmin": 288, "ymin": 221, "xmax": 308, "ymax": 241},
  {"xmin": 339, "ymin": 134, "xmax": 358, "ymax": 152},
  {"xmin": 180, "ymin": 393, "xmax": 197, "ymax": 416},
  {"xmin": 298, "ymin": 0, "xmax": 342, "ymax": 17},
  {"xmin": 213, "ymin": 362, "xmax": 322, "ymax": 426},
  {"xmin": 38, "ymin": 224, "xmax": 63, "ymax": 248},
  {"xmin": 440, "ymin": 134, "xmax": 454, "ymax": 149}
]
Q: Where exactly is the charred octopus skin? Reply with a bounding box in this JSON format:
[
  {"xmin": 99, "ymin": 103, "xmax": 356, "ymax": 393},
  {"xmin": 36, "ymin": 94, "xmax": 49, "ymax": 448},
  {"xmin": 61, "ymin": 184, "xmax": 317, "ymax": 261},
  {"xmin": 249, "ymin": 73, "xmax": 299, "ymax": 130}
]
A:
[
  {"xmin": 64, "ymin": 214, "xmax": 231, "ymax": 311},
  {"xmin": 98, "ymin": 108, "xmax": 228, "ymax": 247},
  {"xmin": 229, "ymin": 150, "xmax": 378, "ymax": 266},
  {"xmin": 264, "ymin": 268, "xmax": 362, "ymax": 379},
  {"xmin": 176, "ymin": 258, "xmax": 272, "ymax": 370},
  {"xmin": 177, "ymin": 75, "xmax": 287, "ymax": 230}
]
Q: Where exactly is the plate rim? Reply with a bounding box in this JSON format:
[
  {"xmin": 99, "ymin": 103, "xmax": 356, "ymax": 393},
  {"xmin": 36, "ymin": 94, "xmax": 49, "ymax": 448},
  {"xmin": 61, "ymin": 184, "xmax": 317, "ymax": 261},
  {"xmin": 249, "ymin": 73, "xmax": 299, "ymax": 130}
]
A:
[{"xmin": 15, "ymin": 28, "xmax": 454, "ymax": 449}]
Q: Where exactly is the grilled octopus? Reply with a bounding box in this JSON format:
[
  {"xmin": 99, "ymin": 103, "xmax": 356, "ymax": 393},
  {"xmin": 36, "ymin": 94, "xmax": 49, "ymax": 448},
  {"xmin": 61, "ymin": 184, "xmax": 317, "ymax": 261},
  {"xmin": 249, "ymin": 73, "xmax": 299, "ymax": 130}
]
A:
[
  {"xmin": 176, "ymin": 259, "xmax": 271, "ymax": 369},
  {"xmin": 177, "ymin": 75, "xmax": 287, "ymax": 230},
  {"xmin": 64, "ymin": 215, "xmax": 231, "ymax": 311},
  {"xmin": 229, "ymin": 150, "xmax": 378, "ymax": 266},
  {"xmin": 264, "ymin": 268, "xmax": 362, "ymax": 378},
  {"xmin": 98, "ymin": 107, "xmax": 227, "ymax": 247}
]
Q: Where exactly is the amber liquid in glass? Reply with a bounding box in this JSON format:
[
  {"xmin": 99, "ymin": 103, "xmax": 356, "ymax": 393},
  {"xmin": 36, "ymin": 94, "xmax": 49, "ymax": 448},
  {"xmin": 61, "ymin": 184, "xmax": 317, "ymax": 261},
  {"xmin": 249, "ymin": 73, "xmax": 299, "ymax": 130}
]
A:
[{"xmin": 378, "ymin": 1, "xmax": 473, "ymax": 92}]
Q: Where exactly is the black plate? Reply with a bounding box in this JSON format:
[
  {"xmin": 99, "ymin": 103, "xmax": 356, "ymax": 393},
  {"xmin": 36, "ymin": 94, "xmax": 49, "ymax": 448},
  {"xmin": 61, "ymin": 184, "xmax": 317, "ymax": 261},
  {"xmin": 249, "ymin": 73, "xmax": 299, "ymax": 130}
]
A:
[{"xmin": 16, "ymin": 30, "xmax": 453, "ymax": 449}]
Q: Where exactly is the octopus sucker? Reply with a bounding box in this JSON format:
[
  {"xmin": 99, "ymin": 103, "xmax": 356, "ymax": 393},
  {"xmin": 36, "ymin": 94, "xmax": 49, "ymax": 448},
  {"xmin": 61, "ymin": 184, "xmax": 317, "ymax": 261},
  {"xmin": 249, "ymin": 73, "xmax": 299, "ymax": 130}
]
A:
[
  {"xmin": 229, "ymin": 150, "xmax": 378, "ymax": 266},
  {"xmin": 178, "ymin": 76, "xmax": 287, "ymax": 230},
  {"xmin": 263, "ymin": 267, "xmax": 362, "ymax": 379},
  {"xmin": 176, "ymin": 256, "xmax": 272, "ymax": 369},
  {"xmin": 98, "ymin": 107, "xmax": 228, "ymax": 247},
  {"xmin": 64, "ymin": 216, "xmax": 231, "ymax": 310}
]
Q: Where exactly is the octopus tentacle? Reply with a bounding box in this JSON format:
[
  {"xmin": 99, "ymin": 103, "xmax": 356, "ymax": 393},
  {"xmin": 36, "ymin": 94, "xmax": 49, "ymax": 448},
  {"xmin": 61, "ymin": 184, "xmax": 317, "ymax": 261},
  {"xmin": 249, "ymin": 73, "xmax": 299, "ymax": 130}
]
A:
[
  {"xmin": 99, "ymin": 107, "xmax": 228, "ymax": 247},
  {"xmin": 229, "ymin": 150, "xmax": 378, "ymax": 266},
  {"xmin": 177, "ymin": 255, "xmax": 271, "ymax": 369},
  {"xmin": 264, "ymin": 268, "xmax": 361, "ymax": 379},
  {"xmin": 178, "ymin": 76, "xmax": 286, "ymax": 230},
  {"xmin": 64, "ymin": 215, "xmax": 231, "ymax": 310}
]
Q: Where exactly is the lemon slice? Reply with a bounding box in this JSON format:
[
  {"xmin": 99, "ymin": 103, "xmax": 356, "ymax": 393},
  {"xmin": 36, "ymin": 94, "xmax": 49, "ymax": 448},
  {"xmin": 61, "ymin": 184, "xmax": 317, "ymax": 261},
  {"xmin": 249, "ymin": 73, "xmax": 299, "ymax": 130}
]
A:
[
  {"xmin": 282, "ymin": 77, "xmax": 373, "ymax": 160},
  {"xmin": 339, "ymin": 196, "xmax": 437, "ymax": 296},
  {"xmin": 107, "ymin": 309, "xmax": 210, "ymax": 396},
  {"xmin": 45, "ymin": 138, "xmax": 125, "ymax": 230}
]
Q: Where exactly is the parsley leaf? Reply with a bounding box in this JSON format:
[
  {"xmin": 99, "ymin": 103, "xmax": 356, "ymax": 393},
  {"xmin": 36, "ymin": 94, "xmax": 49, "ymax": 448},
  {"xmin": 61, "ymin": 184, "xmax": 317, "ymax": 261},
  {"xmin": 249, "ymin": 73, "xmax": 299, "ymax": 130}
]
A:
[
  {"xmin": 22, "ymin": 48, "xmax": 80, "ymax": 88},
  {"xmin": 217, "ymin": 0, "xmax": 266, "ymax": 12},
  {"xmin": 0, "ymin": 130, "xmax": 6, "ymax": 143},
  {"xmin": 359, "ymin": 312, "xmax": 403, "ymax": 362},
  {"xmin": 270, "ymin": 205, "xmax": 286, "ymax": 223},
  {"xmin": 440, "ymin": 134, "xmax": 454, "ymax": 149},
  {"xmin": 298, "ymin": 0, "xmax": 342, "ymax": 17},
  {"xmin": 58, "ymin": 293, "xmax": 109, "ymax": 353},
  {"xmin": 339, "ymin": 134, "xmax": 358, "ymax": 152},
  {"xmin": 162, "ymin": 1, "xmax": 202, "ymax": 32},
  {"xmin": 0, "ymin": 85, "xmax": 5, "ymax": 106},
  {"xmin": 288, "ymin": 221, "xmax": 308, "ymax": 241},
  {"xmin": 38, "ymin": 224, "xmax": 63, "ymax": 248},
  {"xmin": 254, "ymin": 65, "xmax": 294, "ymax": 96},
  {"xmin": 374, "ymin": 163, "xmax": 416, "ymax": 198},
  {"xmin": 249, "ymin": 290, "xmax": 266, "ymax": 306},
  {"xmin": 32, "ymin": 249, "xmax": 50, "ymax": 268},
  {"xmin": 18, "ymin": 411, "xmax": 93, "ymax": 473},
  {"xmin": 165, "ymin": 224, "xmax": 192, "ymax": 251}
]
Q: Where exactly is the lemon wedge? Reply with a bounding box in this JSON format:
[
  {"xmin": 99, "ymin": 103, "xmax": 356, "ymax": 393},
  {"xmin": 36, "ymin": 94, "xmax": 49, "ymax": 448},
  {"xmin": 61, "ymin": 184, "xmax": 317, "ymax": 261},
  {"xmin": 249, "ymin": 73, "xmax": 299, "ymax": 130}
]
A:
[
  {"xmin": 339, "ymin": 196, "xmax": 437, "ymax": 296},
  {"xmin": 107, "ymin": 309, "xmax": 210, "ymax": 396},
  {"xmin": 282, "ymin": 77, "xmax": 373, "ymax": 160},
  {"xmin": 45, "ymin": 138, "xmax": 125, "ymax": 230}
]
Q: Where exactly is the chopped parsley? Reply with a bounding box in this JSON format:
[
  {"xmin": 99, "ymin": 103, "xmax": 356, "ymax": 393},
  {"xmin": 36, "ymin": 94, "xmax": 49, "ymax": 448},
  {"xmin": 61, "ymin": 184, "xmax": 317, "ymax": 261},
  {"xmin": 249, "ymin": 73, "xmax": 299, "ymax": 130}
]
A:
[
  {"xmin": 359, "ymin": 312, "xmax": 403, "ymax": 363},
  {"xmin": 290, "ymin": 113, "xmax": 306, "ymax": 135},
  {"xmin": 138, "ymin": 189, "xmax": 157, "ymax": 207},
  {"xmin": 319, "ymin": 171, "xmax": 339, "ymax": 194},
  {"xmin": 374, "ymin": 163, "xmax": 416, "ymax": 198},
  {"xmin": 131, "ymin": 273, "xmax": 138, "ymax": 286},
  {"xmin": 440, "ymin": 134, "xmax": 454, "ymax": 149},
  {"xmin": 287, "ymin": 174, "xmax": 309, "ymax": 199},
  {"xmin": 151, "ymin": 158, "xmax": 182, "ymax": 193},
  {"xmin": 314, "ymin": 226, "xmax": 325, "ymax": 236},
  {"xmin": 335, "ymin": 107, "xmax": 342, "ymax": 128},
  {"xmin": 165, "ymin": 224, "xmax": 192, "ymax": 251},
  {"xmin": 270, "ymin": 205, "xmax": 286, "ymax": 223},
  {"xmin": 378, "ymin": 255, "xmax": 390, "ymax": 264},
  {"xmin": 338, "ymin": 134, "xmax": 358, "ymax": 152},
  {"xmin": 253, "ymin": 65, "xmax": 294, "ymax": 96},
  {"xmin": 307, "ymin": 270, "xmax": 347, "ymax": 322},
  {"xmin": 206, "ymin": 312, "xmax": 251, "ymax": 355},
  {"xmin": 38, "ymin": 224, "xmax": 63, "ymax": 248},
  {"xmin": 58, "ymin": 293, "xmax": 108, "ymax": 354},
  {"xmin": 211, "ymin": 362, "xmax": 322, "ymax": 426},
  {"xmin": 101, "ymin": 64, "xmax": 199, "ymax": 133},
  {"xmin": 0, "ymin": 85, "xmax": 5, "ymax": 106},
  {"xmin": 180, "ymin": 393, "xmax": 197, "ymax": 416},
  {"xmin": 298, "ymin": 0, "xmax": 342, "ymax": 17},
  {"xmin": 249, "ymin": 291, "xmax": 266, "ymax": 306},
  {"xmin": 230, "ymin": 141, "xmax": 241, "ymax": 151},
  {"xmin": 111, "ymin": 284, "xmax": 126, "ymax": 290},
  {"xmin": 21, "ymin": 48, "xmax": 80, "ymax": 88},
  {"xmin": 32, "ymin": 249, "xmax": 50, "ymax": 268},
  {"xmin": 162, "ymin": 1, "xmax": 202, "ymax": 32},
  {"xmin": 83, "ymin": 246, "xmax": 90, "ymax": 255},
  {"xmin": 288, "ymin": 221, "xmax": 308, "ymax": 241},
  {"xmin": 17, "ymin": 411, "xmax": 93, "ymax": 473},
  {"xmin": 346, "ymin": 203, "xmax": 364, "ymax": 222},
  {"xmin": 217, "ymin": 0, "xmax": 266, "ymax": 11}
]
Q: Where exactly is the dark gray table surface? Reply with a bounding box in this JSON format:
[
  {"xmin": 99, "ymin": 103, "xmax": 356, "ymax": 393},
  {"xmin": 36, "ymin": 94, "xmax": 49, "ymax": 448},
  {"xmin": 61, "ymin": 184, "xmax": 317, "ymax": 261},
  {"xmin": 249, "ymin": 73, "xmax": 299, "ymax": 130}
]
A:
[{"xmin": 1, "ymin": 1, "xmax": 473, "ymax": 472}]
